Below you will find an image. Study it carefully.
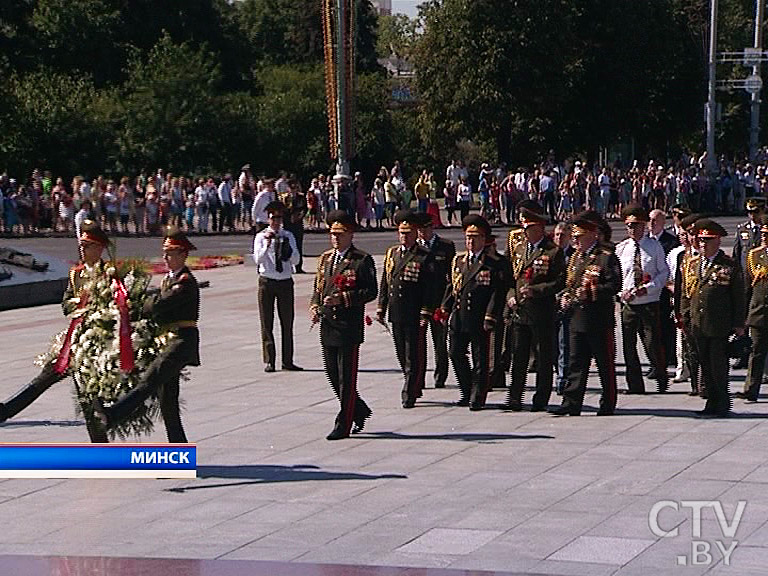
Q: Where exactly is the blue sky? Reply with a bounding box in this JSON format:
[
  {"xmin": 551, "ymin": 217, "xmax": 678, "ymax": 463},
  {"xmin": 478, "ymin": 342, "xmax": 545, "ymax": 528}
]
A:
[{"xmin": 392, "ymin": 0, "xmax": 419, "ymax": 18}]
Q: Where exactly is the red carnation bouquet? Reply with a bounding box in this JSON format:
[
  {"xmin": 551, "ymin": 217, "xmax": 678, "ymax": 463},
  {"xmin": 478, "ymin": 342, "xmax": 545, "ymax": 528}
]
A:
[
  {"xmin": 524, "ymin": 267, "xmax": 534, "ymax": 282},
  {"xmin": 433, "ymin": 308, "xmax": 450, "ymax": 323}
]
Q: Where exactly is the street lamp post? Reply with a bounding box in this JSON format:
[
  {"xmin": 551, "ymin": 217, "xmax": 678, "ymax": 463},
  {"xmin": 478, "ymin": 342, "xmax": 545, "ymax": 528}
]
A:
[
  {"xmin": 749, "ymin": 0, "xmax": 764, "ymax": 163},
  {"xmin": 707, "ymin": 0, "xmax": 719, "ymax": 175}
]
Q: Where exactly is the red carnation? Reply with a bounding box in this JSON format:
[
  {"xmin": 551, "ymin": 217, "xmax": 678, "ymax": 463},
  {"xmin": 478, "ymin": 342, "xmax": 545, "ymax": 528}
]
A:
[
  {"xmin": 365, "ymin": 315, "xmax": 373, "ymax": 326},
  {"xmin": 333, "ymin": 275, "xmax": 347, "ymax": 289},
  {"xmin": 433, "ymin": 308, "xmax": 449, "ymax": 323},
  {"xmin": 524, "ymin": 268, "xmax": 534, "ymax": 282}
]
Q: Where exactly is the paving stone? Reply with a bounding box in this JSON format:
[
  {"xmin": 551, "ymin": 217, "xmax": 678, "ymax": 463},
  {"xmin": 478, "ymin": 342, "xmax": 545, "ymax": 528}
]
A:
[
  {"xmin": 548, "ymin": 535, "xmax": 654, "ymax": 564},
  {"xmin": 396, "ymin": 528, "xmax": 503, "ymax": 555},
  {"xmin": 0, "ymin": 263, "xmax": 767, "ymax": 572}
]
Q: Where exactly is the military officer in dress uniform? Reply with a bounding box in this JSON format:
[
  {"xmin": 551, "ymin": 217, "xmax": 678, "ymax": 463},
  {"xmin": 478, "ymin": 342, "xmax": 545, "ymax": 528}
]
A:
[
  {"xmin": 682, "ymin": 219, "xmax": 745, "ymax": 417},
  {"xmin": 94, "ymin": 226, "xmax": 200, "ymax": 442},
  {"xmin": 0, "ymin": 220, "xmax": 110, "ymax": 442},
  {"xmin": 732, "ymin": 197, "xmax": 765, "ymax": 369},
  {"xmin": 438, "ymin": 215, "xmax": 507, "ymax": 410},
  {"xmin": 737, "ymin": 214, "xmax": 768, "ymax": 403},
  {"xmin": 378, "ymin": 210, "xmax": 437, "ymax": 408},
  {"xmin": 416, "ymin": 211, "xmax": 456, "ymax": 389},
  {"xmin": 672, "ymin": 213, "xmax": 703, "ymax": 395},
  {"xmin": 499, "ymin": 224, "xmax": 526, "ymax": 385},
  {"xmin": 311, "ymin": 210, "xmax": 378, "ymax": 440},
  {"xmin": 505, "ymin": 206, "xmax": 565, "ymax": 411},
  {"xmin": 550, "ymin": 213, "xmax": 621, "ymax": 416},
  {"xmin": 486, "ymin": 233, "xmax": 511, "ymax": 390}
]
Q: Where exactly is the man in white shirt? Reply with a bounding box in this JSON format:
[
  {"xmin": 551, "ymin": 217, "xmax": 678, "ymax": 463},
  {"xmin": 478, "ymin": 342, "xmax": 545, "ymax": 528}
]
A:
[
  {"xmin": 253, "ymin": 201, "xmax": 301, "ymax": 372},
  {"xmin": 217, "ymin": 174, "xmax": 234, "ymax": 232},
  {"xmin": 251, "ymin": 178, "xmax": 275, "ymax": 233},
  {"xmin": 616, "ymin": 205, "xmax": 670, "ymax": 394}
]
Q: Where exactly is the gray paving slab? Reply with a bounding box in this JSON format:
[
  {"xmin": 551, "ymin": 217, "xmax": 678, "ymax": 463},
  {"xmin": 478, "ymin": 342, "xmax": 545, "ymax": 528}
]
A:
[{"xmin": 0, "ymin": 261, "xmax": 767, "ymax": 576}]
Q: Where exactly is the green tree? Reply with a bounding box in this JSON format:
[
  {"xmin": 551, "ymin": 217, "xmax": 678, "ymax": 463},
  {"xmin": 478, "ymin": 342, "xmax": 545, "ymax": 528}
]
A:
[
  {"xmin": 414, "ymin": 0, "xmax": 581, "ymax": 164},
  {"xmin": 112, "ymin": 34, "xmax": 223, "ymax": 174},
  {"xmin": 3, "ymin": 70, "xmax": 110, "ymax": 176},
  {"xmin": 376, "ymin": 12, "xmax": 418, "ymax": 58},
  {"xmin": 31, "ymin": 0, "xmax": 124, "ymax": 86}
]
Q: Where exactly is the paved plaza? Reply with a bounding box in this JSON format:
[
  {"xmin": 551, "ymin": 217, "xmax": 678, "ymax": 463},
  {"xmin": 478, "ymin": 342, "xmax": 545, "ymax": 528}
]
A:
[{"xmin": 1, "ymin": 254, "xmax": 767, "ymax": 575}]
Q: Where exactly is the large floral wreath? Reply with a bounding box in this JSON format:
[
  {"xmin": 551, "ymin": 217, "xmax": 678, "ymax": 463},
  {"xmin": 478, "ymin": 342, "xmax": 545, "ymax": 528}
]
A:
[{"xmin": 36, "ymin": 260, "xmax": 182, "ymax": 439}]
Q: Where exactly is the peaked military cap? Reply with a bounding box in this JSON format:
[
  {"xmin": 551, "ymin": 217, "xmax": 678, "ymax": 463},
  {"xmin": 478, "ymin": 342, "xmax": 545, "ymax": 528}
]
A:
[
  {"xmin": 394, "ymin": 209, "xmax": 421, "ymax": 233},
  {"xmin": 680, "ymin": 213, "xmax": 703, "ymax": 231},
  {"xmin": 162, "ymin": 225, "xmax": 197, "ymax": 252},
  {"xmin": 79, "ymin": 220, "xmax": 110, "ymax": 247},
  {"xmin": 693, "ymin": 218, "xmax": 727, "ymax": 238},
  {"xmin": 621, "ymin": 204, "xmax": 649, "ymax": 223},
  {"xmin": 462, "ymin": 214, "xmax": 491, "ymax": 237},
  {"xmin": 326, "ymin": 210, "xmax": 357, "ymax": 233}
]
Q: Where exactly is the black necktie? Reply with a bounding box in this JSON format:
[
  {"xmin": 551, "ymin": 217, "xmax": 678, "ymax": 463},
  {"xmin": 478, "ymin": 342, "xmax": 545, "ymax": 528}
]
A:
[
  {"xmin": 633, "ymin": 240, "xmax": 643, "ymax": 287},
  {"xmin": 275, "ymin": 236, "xmax": 283, "ymax": 273}
]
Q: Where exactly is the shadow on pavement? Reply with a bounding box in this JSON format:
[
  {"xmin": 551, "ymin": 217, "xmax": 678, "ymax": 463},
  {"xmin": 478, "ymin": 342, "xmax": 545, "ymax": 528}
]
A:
[
  {"xmin": 361, "ymin": 432, "xmax": 554, "ymax": 442},
  {"xmin": 0, "ymin": 419, "xmax": 84, "ymax": 428},
  {"xmin": 614, "ymin": 407, "xmax": 768, "ymax": 419},
  {"xmin": 166, "ymin": 464, "xmax": 407, "ymax": 493}
]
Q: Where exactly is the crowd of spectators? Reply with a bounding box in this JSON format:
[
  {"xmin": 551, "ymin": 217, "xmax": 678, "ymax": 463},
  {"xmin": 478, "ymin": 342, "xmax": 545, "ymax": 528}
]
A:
[{"xmin": 2, "ymin": 150, "xmax": 766, "ymax": 237}]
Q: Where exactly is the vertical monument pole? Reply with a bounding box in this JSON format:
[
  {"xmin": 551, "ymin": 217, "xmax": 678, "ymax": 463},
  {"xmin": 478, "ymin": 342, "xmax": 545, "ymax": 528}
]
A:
[{"xmin": 322, "ymin": 0, "xmax": 356, "ymax": 178}]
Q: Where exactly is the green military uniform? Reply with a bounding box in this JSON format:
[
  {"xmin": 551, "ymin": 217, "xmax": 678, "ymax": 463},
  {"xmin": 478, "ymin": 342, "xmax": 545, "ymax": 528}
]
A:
[
  {"xmin": 311, "ymin": 211, "xmax": 378, "ymax": 439},
  {"xmin": 0, "ymin": 221, "xmax": 110, "ymax": 442},
  {"xmin": 682, "ymin": 219, "xmax": 745, "ymax": 417},
  {"xmin": 742, "ymin": 217, "xmax": 768, "ymax": 401},
  {"xmin": 497, "ymin": 225, "xmax": 526, "ymax": 387},
  {"xmin": 505, "ymin": 208, "xmax": 565, "ymax": 411},
  {"xmin": 441, "ymin": 215, "xmax": 508, "ymax": 410},
  {"xmin": 378, "ymin": 211, "xmax": 438, "ymax": 407},
  {"xmin": 417, "ymin": 212, "xmax": 456, "ymax": 389},
  {"xmin": 732, "ymin": 198, "xmax": 764, "ymax": 369},
  {"xmin": 98, "ymin": 227, "xmax": 200, "ymax": 442},
  {"xmin": 553, "ymin": 214, "xmax": 621, "ymax": 416}
]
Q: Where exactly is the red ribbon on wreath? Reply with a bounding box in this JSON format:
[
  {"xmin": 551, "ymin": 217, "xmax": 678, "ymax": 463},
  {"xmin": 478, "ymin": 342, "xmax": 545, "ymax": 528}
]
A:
[
  {"xmin": 53, "ymin": 293, "xmax": 89, "ymax": 375},
  {"xmin": 111, "ymin": 277, "xmax": 135, "ymax": 373}
]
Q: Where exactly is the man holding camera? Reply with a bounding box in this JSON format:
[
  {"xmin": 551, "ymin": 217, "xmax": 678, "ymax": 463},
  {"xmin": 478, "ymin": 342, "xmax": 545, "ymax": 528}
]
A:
[{"xmin": 254, "ymin": 201, "xmax": 302, "ymax": 372}]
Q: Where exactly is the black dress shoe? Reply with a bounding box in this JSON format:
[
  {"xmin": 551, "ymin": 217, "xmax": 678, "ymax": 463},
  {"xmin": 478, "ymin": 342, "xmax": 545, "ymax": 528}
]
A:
[
  {"xmin": 530, "ymin": 405, "xmax": 547, "ymax": 412},
  {"xmin": 265, "ymin": 363, "xmax": 275, "ymax": 373},
  {"xmin": 326, "ymin": 429, "xmax": 349, "ymax": 440},
  {"xmin": 469, "ymin": 403, "xmax": 484, "ymax": 411},
  {"xmin": 596, "ymin": 409, "xmax": 614, "ymax": 416},
  {"xmin": 454, "ymin": 398, "xmax": 470, "ymax": 407},
  {"xmin": 402, "ymin": 400, "xmax": 415, "ymax": 409},
  {"xmin": 282, "ymin": 364, "xmax": 304, "ymax": 371},
  {"xmin": 434, "ymin": 381, "xmax": 446, "ymax": 389},
  {"xmin": 503, "ymin": 401, "xmax": 522, "ymax": 412},
  {"xmin": 548, "ymin": 405, "xmax": 580, "ymax": 416}
]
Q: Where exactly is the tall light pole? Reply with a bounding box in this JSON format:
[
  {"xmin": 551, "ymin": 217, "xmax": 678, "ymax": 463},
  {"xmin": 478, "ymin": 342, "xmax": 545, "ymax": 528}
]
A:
[
  {"xmin": 749, "ymin": 0, "xmax": 764, "ymax": 163},
  {"xmin": 322, "ymin": 0, "xmax": 356, "ymax": 178},
  {"xmin": 707, "ymin": 0, "xmax": 719, "ymax": 175}
]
